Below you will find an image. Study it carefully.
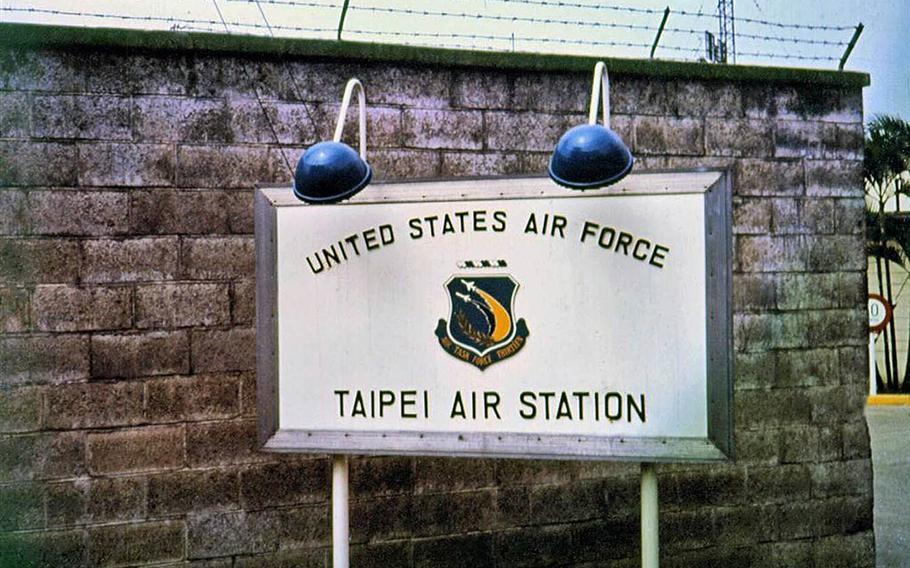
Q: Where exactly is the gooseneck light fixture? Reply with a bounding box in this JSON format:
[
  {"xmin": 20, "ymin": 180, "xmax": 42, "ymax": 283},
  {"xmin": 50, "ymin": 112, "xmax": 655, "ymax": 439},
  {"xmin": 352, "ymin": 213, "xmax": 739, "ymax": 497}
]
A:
[
  {"xmin": 548, "ymin": 62, "xmax": 634, "ymax": 189},
  {"xmin": 293, "ymin": 78, "xmax": 372, "ymax": 204}
]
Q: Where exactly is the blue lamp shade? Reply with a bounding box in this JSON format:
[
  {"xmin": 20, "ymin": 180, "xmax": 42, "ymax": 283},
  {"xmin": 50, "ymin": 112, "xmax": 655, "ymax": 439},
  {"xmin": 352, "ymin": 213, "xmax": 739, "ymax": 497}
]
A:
[
  {"xmin": 548, "ymin": 124, "xmax": 633, "ymax": 189},
  {"xmin": 293, "ymin": 141, "xmax": 372, "ymax": 204}
]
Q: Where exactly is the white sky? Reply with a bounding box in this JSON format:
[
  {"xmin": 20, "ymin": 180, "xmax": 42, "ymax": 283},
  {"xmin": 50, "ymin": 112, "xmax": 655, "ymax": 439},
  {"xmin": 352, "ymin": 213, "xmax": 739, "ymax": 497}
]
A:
[{"xmin": 1, "ymin": 0, "xmax": 906, "ymax": 119}]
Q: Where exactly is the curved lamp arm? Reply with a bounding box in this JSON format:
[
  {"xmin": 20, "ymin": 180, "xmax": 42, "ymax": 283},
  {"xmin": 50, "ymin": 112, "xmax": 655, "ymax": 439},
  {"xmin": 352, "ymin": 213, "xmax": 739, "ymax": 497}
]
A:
[
  {"xmin": 333, "ymin": 78, "xmax": 368, "ymax": 161},
  {"xmin": 587, "ymin": 61, "xmax": 611, "ymax": 129}
]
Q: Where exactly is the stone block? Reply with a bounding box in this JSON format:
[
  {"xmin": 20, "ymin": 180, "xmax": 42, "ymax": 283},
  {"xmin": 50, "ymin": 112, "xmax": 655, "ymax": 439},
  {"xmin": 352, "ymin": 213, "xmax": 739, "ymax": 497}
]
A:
[
  {"xmin": 85, "ymin": 477, "xmax": 147, "ymax": 524},
  {"xmin": 633, "ymin": 116, "xmax": 704, "ymax": 156},
  {"xmin": 775, "ymin": 120, "xmax": 863, "ymax": 160},
  {"xmin": 735, "ymin": 389, "xmax": 813, "ymax": 429},
  {"xmin": 186, "ymin": 419, "xmax": 264, "ymax": 467},
  {"xmin": 187, "ymin": 510, "xmax": 279, "ymax": 559},
  {"xmin": 0, "ymin": 483, "xmax": 44, "ymax": 531},
  {"xmin": 732, "ymin": 197, "xmax": 772, "ymax": 235},
  {"xmin": 493, "ymin": 525, "xmax": 572, "ymax": 566},
  {"xmin": 732, "ymin": 274, "xmax": 776, "ymax": 312},
  {"xmin": 812, "ymin": 532, "xmax": 874, "ymax": 568},
  {"xmin": 91, "ymin": 331, "xmax": 190, "ymax": 379},
  {"xmin": 27, "ymin": 190, "xmax": 129, "ymax": 236},
  {"xmin": 350, "ymin": 494, "xmax": 414, "ymax": 543},
  {"xmin": 528, "ymin": 480, "xmax": 606, "ymax": 524},
  {"xmin": 746, "ymin": 464, "xmax": 811, "ymax": 504},
  {"xmin": 0, "ymin": 141, "xmax": 79, "ymax": 187},
  {"xmin": 834, "ymin": 197, "xmax": 865, "ymax": 234},
  {"xmin": 82, "ymin": 237, "xmax": 179, "ymax": 283},
  {"xmin": 439, "ymin": 151, "xmax": 525, "ymax": 177},
  {"xmin": 612, "ymin": 76, "xmax": 677, "ymax": 116},
  {"xmin": 362, "ymin": 65, "xmax": 451, "ymax": 109},
  {"xmin": 512, "ymin": 72, "xmax": 587, "ymax": 113},
  {"xmin": 0, "ymin": 238, "xmax": 82, "ymax": 284},
  {"xmin": 350, "ymin": 541, "xmax": 408, "ymax": 568},
  {"xmin": 0, "ymin": 189, "xmax": 29, "ymax": 234},
  {"xmin": 0, "ymin": 529, "xmax": 86, "ymax": 568},
  {"xmin": 191, "ymin": 328, "xmax": 255, "ymax": 373},
  {"xmin": 806, "ymin": 235, "xmax": 865, "ymax": 271},
  {"xmin": 32, "ymin": 94, "xmax": 131, "ymax": 140},
  {"xmin": 735, "ymin": 159, "xmax": 804, "ymax": 196},
  {"xmin": 775, "ymin": 85, "xmax": 864, "ymax": 123},
  {"xmin": 318, "ymin": 103, "xmax": 401, "ymax": 148},
  {"xmin": 0, "ymin": 286, "xmax": 29, "ymax": 332},
  {"xmin": 733, "ymin": 428, "xmax": 779, "ymax": 466},
  {"xmin": 239, "ymin": 371, "xmax": 257, "ymax": 417},
  {"xmin": 44, "ymin": 381, "xmax": 145, "ymax": 429},
  {"xmin": 775, "ymin": 348, "xmax": 840, "ymax": 388},
  {"xmin": 811, "ymin": 459, "xmax": 871, "ymax": 498},
  {"xmin": 734, "ymin": 351, "xmax": 776, "ymax": 391},
  {"xmin": 451, "ymin": 71, "xmax": 511, "ymax": 109},
  {"xmin": 82, "ymin": 51, "xmax": 189, "ymax": 95},
  {"xmin": 735, "ymin": 235, "xmax": 806, "ymax": 272},
  {"xmin": 665, "ymin": 467, "xmax": 748, "ymax": 508},
  {"xmin": 146, "ymin": 374, "xmax": 240, "ymax": 423},
  {"xmin": 130, "ymin": 189, "xmax": 234, "ymax": 235},
  {"xmin": 351, "ymin": 456, "xmax": 414, "ymax": 496},
  {"xmin": 0, "ymin": 431, "xmax": 85, "ymax": 482},
  {"xmin": 776, "ymin": 273, "xmax": 863, "ymax": 311},
  {"xmin": 240, "ymin": 459, "xmax": 327, "ymax": 508},
  {"xmin": 0, "ymin": 92, "xmax": 30, "ymax": 139},
  {"xmin": 806, "ymin": 159, "xmax": 862, "ymax": 197},
  {"xmin": 413, "ymin": 533, "xmax": 494, "ymax": 568},
  {"xmin": 225, "ymin": 189, "xmax": 254, "ymax": 234},
  {"xmin": 712, "ymin": 504, "xmax": 778, "ymax": 546},
  {"xmin": 180, "ymin": 236, "xmax": 254, "ymax": 280},
  {"xmin": 676, "ymin": 80, "xmax": 743, "ymax": 118},
  {"xmin": 79, "ymin": 142, "xmax": 176, "ymax": 187},
  {"xmin": 368, "ymin": 148, "xmax": 440, "ymax": 180},
  {"xmin": 232, "ymin": 280, "xmax": 255, "ymax": 326},
  {"xmin": 0, "ymin": 334, "xmax": 90, "ymax": 386},
  {"xmin": 86, "ymin": 425, "xmax": 184, "ymax": 475},
  {"xmin": 485, "ymin": 111, "xmax": 579, "ymax": 152},
  {"xmin": 136, "ymin": 282, "xmax": 230, "ymax": 328},
  {"xmin": 32, "ymin": 285, "xmax": 131, "ymax": 332},
  {"xmin": 148, "ymin": 468, "xmax": 240, "ymax": 516},
  {"xmin": 842, "ymin": 420, "xmax": 871, "ymax": 460},
  {"xmin": 0, "ymin": 386, "xmax": 42, "ymax": 433},
  {"xmin": 660, "ymin": 509, "xmax": 717, "ymax": 553},
  {"xmin": 705, "ymin": 118, "xmax": 773, "ymax": 157},
  {"xmin": 733, "ymin": 312, "xmax": 774, "ymax": 352},
  {"xmin": 177, "ymin": 145, "xmax": 277, "ymax": 189},
  {"xmin": 401, "ymin": 109, "xmax": 482, "ymax": 150},
  {"xmin": 87, "ymin": 521, "xmax": 184, "ymax": 567}
]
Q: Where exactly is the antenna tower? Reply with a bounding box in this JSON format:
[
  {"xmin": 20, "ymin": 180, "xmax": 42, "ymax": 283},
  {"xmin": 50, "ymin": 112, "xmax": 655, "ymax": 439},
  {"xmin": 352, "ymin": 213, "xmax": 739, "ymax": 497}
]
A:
[{"xmin": 717, "ymin": 0, "xmax": 735, "ymax": 63}]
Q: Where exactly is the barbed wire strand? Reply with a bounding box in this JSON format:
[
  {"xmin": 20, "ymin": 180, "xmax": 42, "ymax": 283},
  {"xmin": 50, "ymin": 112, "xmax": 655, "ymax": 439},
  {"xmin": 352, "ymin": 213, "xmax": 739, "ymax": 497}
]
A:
[
  {"xmin": 252, "ymin": 1, "xmax": 322, "ymax": 143},
  {"xmin": 2, "ymin": 5, "xmax": 849, "ymax": 65},
  {"xmin": 211, "ymin": 0, "xmax": 295, "ymax": 176}
]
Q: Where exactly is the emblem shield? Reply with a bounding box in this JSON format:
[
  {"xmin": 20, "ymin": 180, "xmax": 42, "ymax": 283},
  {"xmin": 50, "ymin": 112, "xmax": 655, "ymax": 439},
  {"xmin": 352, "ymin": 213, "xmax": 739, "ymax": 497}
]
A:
[{"xmin": 435, "ymin": 275, "xmax": 529, "ymax": 370}]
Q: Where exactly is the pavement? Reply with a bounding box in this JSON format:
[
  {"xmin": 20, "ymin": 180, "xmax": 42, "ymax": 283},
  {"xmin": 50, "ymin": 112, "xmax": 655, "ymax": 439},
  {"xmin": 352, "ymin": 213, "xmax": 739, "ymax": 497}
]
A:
[{"xmin": 865, "ymin": 405, "xmax": 910, "ymax": 568}]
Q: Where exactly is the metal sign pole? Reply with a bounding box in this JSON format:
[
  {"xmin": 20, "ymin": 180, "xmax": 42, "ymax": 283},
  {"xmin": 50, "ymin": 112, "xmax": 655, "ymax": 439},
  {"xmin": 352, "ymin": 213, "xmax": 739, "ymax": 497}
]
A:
[
  {"xmin": 641, "ymin": 463, "xmax": 659, "ymax": 568},
  {"xmin": 332, "ymin": 455, "xmax": 350, "ymax": 568},
  {"xmin": 869, "ymin": 333, "xmax": 877, "ymax": 395}
]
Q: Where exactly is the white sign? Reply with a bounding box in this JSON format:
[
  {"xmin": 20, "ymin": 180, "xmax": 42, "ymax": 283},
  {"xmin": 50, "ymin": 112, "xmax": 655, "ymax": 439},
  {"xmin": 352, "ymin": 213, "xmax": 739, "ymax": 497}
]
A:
[
  {"xmin": 256, "ymin": 172, "xmax": 733, "ymax": 461},
  {"xmin": 868, "ymin": 294, "xmax": 891, "ymax": 333}
]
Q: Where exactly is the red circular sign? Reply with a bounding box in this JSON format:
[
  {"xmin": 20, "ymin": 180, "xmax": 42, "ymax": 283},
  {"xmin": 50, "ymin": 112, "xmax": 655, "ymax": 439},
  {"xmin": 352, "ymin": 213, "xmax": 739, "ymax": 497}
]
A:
[{"xmin": 869, "ymin": 294, "xmax": 892, "ymax": 334}]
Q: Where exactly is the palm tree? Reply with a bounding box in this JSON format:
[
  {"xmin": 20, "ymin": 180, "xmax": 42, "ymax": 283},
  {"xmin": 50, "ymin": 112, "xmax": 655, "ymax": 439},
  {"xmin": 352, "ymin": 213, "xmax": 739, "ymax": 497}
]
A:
[{"xmin": 865, "ymin": 115, "xmax": 910, "ymax": 392}]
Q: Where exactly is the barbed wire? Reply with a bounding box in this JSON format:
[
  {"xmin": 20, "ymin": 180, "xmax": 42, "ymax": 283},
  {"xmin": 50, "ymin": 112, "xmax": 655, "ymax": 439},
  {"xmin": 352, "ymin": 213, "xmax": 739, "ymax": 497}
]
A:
[
  {"xmin": 2, "ymin": 2, "xmax": 857, "ymax": 68},
  {"xmin": 347, "ymin": 29, "xmax": 701, "ymax": 54}
]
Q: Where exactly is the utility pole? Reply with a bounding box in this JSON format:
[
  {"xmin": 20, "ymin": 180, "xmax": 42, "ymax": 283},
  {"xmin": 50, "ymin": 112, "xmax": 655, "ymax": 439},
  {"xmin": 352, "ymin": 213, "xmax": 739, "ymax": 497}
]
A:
[{"xmin": 717, "ymin": 0, "xmax": 735, "ymax": 63}]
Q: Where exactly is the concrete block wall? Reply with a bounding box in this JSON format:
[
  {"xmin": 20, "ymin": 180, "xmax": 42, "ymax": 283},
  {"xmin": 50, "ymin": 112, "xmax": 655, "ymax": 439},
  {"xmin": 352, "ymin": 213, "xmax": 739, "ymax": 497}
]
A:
[{"xmin": 0, "ymin": 29, "xmax": 872, "ymax": 567}]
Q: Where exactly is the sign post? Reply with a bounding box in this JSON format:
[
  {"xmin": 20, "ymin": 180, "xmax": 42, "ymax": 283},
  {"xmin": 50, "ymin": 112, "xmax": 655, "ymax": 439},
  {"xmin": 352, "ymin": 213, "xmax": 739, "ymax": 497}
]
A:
[{"xmin": 256, "ymin": 171, "xmax": 734, "ymax": 565}]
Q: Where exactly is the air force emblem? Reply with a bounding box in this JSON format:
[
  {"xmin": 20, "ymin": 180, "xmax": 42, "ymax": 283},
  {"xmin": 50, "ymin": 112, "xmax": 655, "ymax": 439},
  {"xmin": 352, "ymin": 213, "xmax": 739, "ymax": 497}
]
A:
[{"xmin": 435, "ymin": 275, "xmax": 529, "ymax": 370}]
